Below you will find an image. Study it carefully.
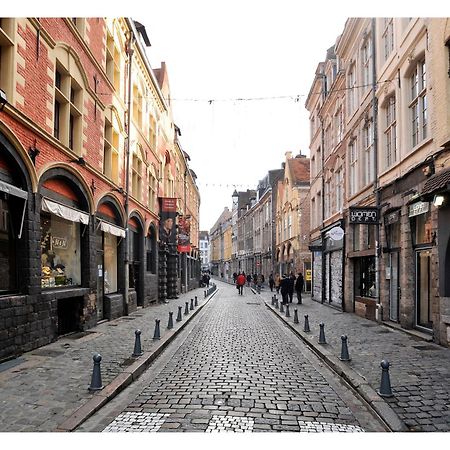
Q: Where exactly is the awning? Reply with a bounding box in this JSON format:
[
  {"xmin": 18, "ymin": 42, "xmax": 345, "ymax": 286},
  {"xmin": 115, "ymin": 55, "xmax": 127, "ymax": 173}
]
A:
[
  {"xmin": 0, "ymin": 180, "xmax": 28, "ymax": 200},
  {"xmin": 421, "ymin": 168, "xmax": 450, "ymax": 199},
  {"xmin": 99, "ymin": 220, "xmax": 126, "ymax": 238},
  {"xmin": 41, "ymin": 197, "xmax": 89, "ymax": 225}
]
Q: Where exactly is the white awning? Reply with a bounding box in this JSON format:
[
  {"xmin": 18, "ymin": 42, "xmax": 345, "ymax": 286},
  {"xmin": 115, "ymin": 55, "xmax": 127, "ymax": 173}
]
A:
[
  {"xmin": 99, "ymin": 220, "xmax": 126, "ymax": 238},
  {"xmin": 0, "ymin": 180, "xmax": 28, "ymax": 200},
  {"xmin": 41, "ymin": 197, "xmax": 89, "ymax": 225}
]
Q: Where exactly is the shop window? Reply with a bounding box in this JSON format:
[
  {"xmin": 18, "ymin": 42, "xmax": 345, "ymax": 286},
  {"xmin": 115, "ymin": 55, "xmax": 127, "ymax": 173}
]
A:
[
  {"xmin": 103, "ymin": 232, "xmax": 117, "ymax": 293},
  {"xmin": 40, "ymin": 212, "xmax": 81, "ymax": 288},
  {"xmin": 353, "ymin": 224, "xmax": 375, "ymax": 252},
  {"xmin": 0, "ymin": 196, "xmax": 17, "ymax": 293},
  {"xmin": 0, "ymin": 18, "xmax": 14, "ymax": 100},
  {"xmin": 385, "ymin": 221, "xmax": 401, "ymax": 248},
  {"xmin": 355, "ymin": 256, "xmax": 376, "ymax": 298},
  {"xmin": 53, "ymin": 63, "xmax": 83, "ymax": 154},
  {"xmin": 411, "ymin": 210, "xmax": 432, "ymax": 246}
]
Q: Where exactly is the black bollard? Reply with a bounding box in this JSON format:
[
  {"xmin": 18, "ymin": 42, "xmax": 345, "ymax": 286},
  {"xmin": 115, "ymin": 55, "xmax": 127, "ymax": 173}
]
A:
[
  {"xmin": 271, "ymin": 295, "xmax": 275, "ymax": 306},
  {"xmin": 339, "ymin": 335, "xmax": 351, "ymax": 361},
  {"xmin": 204, "ymin": 290, "xmax": 207, "ymax": 298},
  {"xmin": 378, "ymin": 360, "xmax": 394, "ymax": 397},
  {"xmin": 318, "ymin": 322, "xmax": 326, "ymax": 344},
  {"xmin": 176, "ymin": 305, "xmax": 183, "ymax": 322},
  {"xmin": 280, "ymin": 302, "xmax": 285, "ymax": 313},
  {"xmin": 285, "ymin": 304, "xmax": 290, "ymax": 318},
  {"xmin": 190, "ymin": 298, "xmax": 194, "ymax": 310},
  {"xmin": 304, "ymin": 314, "xmax": 310, "ymax": 333},
  {"xmin": 275, "ymin": 300, "xmax": 279, "ymax": 310},
  {"xmin": 294, "ymin": 309, "xmax": 299, "ymax": 324},
  {"xmin": 132, "ymin": 329, "xmax": 143, "ymax": 357},
  {"xmin": 195, "ymin": 296, "xmax": 198, "ymax": 307},
  {"xmin": 185, "ymin": 302, "xmax": 189, "ymax": 315},
  {"xmin": 153, "ymin": 319, "xmax": 161, "ymax": 340},
  {"xmin": 167, "ymin": 312, "xmax": 174, "ymax": 330},
  {"xmin": 88, "ymin": 353, "xmax": 103, "ymax": 391}
]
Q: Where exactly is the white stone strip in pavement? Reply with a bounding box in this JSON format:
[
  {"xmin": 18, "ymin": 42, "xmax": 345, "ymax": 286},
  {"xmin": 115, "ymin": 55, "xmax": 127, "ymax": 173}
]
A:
[
  {"xmin": 102, "ymin": 412, "xmax": 170, "ymax": 432},
  {"xmin": 205, "ymin": 415, "xmax": 255, "ymax": 432},
  {"xmin": 298, "ymin": 419, "xmax": 365, "ymax": 432}
]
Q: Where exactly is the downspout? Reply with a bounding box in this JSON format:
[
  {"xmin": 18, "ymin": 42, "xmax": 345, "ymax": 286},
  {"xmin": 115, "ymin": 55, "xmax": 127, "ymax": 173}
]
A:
[
  {"xmin": 371, "ymin": 18, "xmax": 382, "ymax": 318},
  {"xmin": 184, "ymin": 169, "xmax": 188, "ymax": 292},
  {"xmin": 319, "ymin": 73, "xmax": 326, "ymax": 304},
  {"xmin": 123, "ymin": 30, "xmax": 134, "ymax": 316}
]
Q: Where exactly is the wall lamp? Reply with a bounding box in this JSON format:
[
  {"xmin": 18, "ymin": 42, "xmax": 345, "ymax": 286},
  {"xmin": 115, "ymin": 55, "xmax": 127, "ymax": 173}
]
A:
[
  {"xmin": 29, "ymin": 140, "xmax": 40, "ymax": 165},
  {"xmin": 0, "ymin": 89, "xmax": 7, "ymax": 111},
  {"xmin": 433, "ymin": 194, "xmax": 445, "ymax": 207}
]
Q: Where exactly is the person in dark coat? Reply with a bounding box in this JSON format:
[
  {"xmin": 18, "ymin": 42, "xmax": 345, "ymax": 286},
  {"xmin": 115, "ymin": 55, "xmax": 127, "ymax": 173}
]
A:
[
  {"xmin": 295, "ymin": 272, "xmax": 304, "ymax": 304},
  {"xmin": 268, "ymin": 273, "xmax": 274, "ymax": 292},
  {"xmin": 280, "ymin": 275, "xmax": 289, "ymax": 304},
  {"xmin": 288, "ymin": 272, "xmax": 296, "ymax": 303},
  {"xmin": 246, "ymin": 274, "xmax": 252, "ymax": 286}
]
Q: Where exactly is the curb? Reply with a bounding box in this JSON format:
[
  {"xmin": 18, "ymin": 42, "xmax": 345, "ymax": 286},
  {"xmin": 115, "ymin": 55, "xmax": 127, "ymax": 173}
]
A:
[
  {"xmin": 56, "ymin": 288, "xmax": 219, "ymax": 432},
  {"xmin": 264, "ymin": 300, "xmax": 408, "ymax": 432}
]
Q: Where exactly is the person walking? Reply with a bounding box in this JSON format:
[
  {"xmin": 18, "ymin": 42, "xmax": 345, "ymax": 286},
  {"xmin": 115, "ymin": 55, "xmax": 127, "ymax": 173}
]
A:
[
  {"xmin": 268, "ymin": 273, "xmax": 274, "ymax": 292},
  {"xmin": 236, "ymin": 272, "xmax": 246, "ymax": 295},
  {"xmin": 288, "ymin": 272, "xmax": 296, "ymax": 303},
  {"xmin": 295, "ymin": 272, "xmax": 304, "ymax": 304},
  {"xmin": 280, "ymin": 274, "xmax": 289, "ymax": 305},
  {"xmin": 246, "ymin": 274, "xmax": 252, "ymax": 287}
]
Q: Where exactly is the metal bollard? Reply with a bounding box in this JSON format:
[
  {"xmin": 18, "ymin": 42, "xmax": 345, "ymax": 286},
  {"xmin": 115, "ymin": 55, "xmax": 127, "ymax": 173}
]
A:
[
  {"xmin": 195, "ymin": 296, "xmax": 198, "ymax": 307},
  {"xmin": 185, "ymin": 302, "xmax": 189, "ymax": 315},
  {"xmin": 132, "ymin": 329, "xmax": 143, "ymax": 357},
  {"xmin": 294, "ymin": 309, "xmax": 299, "ymax": 324},
  {"xmin": 153, "ymin": 319, "xmax": 161, "ymax": 340},
  {"xmin": 271, "ymin": 295, "xmax": 275, "ymax": 306},
  {"xmin": 280, "ymin": 302, "xmax": 285, "ymax": 313},
  {"xmin": 176, "ymin": 305, "xmax": 183, "ymax": 322},
  {"xmin": 339, "ymin": 335, "xmax": 351, "ymax": 361},
  {"xmin": 285, "ymin": 304, "xmax": 290, "ymax": 318},
  {"xmin": 204, "ymin": 290, "xmax": 207, "ymax": 298},
  {"xmin": 167, "ymin": 312, "xmax": 174, "ymax": 329},
  {"xmin": 318, "ymin": 322, "xmax": 326, "ymax": 344},
  {"xmin": 378, "ymin": 360, "xmax": 394, "ymax": 397},
  {"xmin": 88, "ymin": 353, "xmax": 103, "ymax": 391},
  {"xmin": 190, "ymin": 298, "xmax": 194, "ymax": 310},
  {"xmin": 304, "ymin": 314, "xmax": 310, "ymax": 333}
]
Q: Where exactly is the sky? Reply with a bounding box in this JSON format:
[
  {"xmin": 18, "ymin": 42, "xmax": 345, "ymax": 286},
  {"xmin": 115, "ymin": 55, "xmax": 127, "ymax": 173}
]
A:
[{"xmin": 7, "ymin": 0, "xmax": 449, "ymax": 234}]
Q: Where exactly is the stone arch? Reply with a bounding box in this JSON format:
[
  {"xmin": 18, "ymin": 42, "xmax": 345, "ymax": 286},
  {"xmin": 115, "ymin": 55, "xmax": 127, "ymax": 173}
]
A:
[{"xmin": 96, "ymin": 193, "xmax": 125, "ymax": 226}]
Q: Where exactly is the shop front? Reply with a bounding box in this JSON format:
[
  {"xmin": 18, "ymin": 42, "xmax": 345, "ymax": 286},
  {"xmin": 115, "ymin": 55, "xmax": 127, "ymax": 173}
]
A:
[{"xmin": 128, "ymin": 214, "xmax": 144, "ymax": 310}]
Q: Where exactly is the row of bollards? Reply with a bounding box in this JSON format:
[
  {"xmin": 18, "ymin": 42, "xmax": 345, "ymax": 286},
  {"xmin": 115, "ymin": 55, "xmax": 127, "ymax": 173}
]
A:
[
  {"xmin": 204, "ymin": 283, "xmax": 217, "ymax": 298},
  {"xmin": 270, "ymin": 294, "xmax": 393, "ymax": 398},
  {"xmin": 88, "ymin": 294, "xmax": 202, "ymax": 392}
]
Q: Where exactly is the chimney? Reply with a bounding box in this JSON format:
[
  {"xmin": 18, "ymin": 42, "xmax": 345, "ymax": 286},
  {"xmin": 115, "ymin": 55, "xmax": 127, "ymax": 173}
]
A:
[{"xmin": 285, "ymin": 151, "xmax": 293, "ymax": 160}]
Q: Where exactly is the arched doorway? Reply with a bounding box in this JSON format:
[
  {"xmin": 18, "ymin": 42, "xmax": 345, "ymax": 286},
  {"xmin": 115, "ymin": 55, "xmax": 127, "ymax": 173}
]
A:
[{"xmin": 128, "ymin": 213, "xmax": 144, "ymax": 309}]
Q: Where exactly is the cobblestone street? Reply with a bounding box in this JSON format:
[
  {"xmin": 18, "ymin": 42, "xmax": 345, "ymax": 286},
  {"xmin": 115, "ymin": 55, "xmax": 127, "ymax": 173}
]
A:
[{"xmin": 79, "ymin": 282, "xmax": 385, "ymax": 432}]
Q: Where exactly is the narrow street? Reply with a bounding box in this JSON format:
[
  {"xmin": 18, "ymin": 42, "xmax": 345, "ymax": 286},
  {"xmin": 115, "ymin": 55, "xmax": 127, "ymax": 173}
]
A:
[{"xmin": 78, "ymin": 282, "xmax": 386, "ymax": 432}]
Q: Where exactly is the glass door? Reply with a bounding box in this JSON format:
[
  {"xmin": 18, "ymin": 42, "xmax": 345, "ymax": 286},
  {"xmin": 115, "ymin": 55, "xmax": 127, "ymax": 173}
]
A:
[
  {"xmin": 388, "ymin": 252, "xmax": 400, "ymax": 322},
  {"xmin": 415, "ymin": 249, "xmax": 432, "ymax": 330}
]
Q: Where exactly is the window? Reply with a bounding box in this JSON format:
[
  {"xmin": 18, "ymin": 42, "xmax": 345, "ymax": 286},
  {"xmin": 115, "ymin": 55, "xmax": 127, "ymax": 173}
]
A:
[
  {"xmin": 149, "ymin": 115, "xmax": 157, "ymax": 150},
  {"xmin": 148, "ymin": 167, "xmax": 157, "ymax": 211},
  {"xmin": 384, "ymin": 96, "xmax": 397, "ymax": 168},
  {"xmin": 132, "ymin": 153, "xmax": 142, "ymax": 202},
  {"xmin": 324, "ymin": 179, "xmax": 330, "ymax": 218},
  {"xmin": 335, "ymin": 168, "xmax": 343, "ymax": 212},
  {"xmin": 355, "ymin": 256, "xmax": 376, "ymax": 298},
  {"xmin": 335, "ymin": 107, "xmax": 344, "ymax": 144},
  {"xmin": 103, "ymin": 118, "xmax": 119, "ymax": 183},
  {"xmin": 363, "ymin": 120, "xmax": 375, "ymax": 185},
  {"xmin": 361, "ymin": 34, "xmax": 372, "ymax": 88},
  {"xmin": 0, "ymin": 195, "xmax": 17, "ymax": 293},
  {"xmin": 347, "ymin": 63, "xmax": 357, "ymax": 114},
  {"xmin": 349, "ymin": 139, "xmax": 358, "ymax": 195},
  {"xmin": 382, "ymin": 18, "xmax": 394, "ymax": 62},
  {"xmin": 287, "ymin": 214, "xmax": 292, "ymax": 239},
  {"xmin": 410, "ymin": 60, "xmax": 427, "ymax": 147},
  {"xmin": 0, "ymin": 18, "xmax": 14, "ymax": 99},
  {"xmin": 133, "ymin": 84, "xmax": 142, "ymax": 128},
  {"xmin": 104, "ymin": 232, "xmax": 117, "ymax": 293},
  {"xmin": 40, "ymin": 212, "xmax": 81, "ymax": 288},
  {"xmin": 71, "ymin": 18, "xmax": 86, "ymax": 36},
  {"xmin": 106, "ymin": 30, "xmax": 121, "ymax": 92},
  {"xmin": 53, "ymin": 64, "xmax": 83, "ymax": 154}
]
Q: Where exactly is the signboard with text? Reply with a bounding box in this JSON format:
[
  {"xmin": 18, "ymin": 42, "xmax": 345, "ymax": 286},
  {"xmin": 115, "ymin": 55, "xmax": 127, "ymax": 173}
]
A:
[
  {"xmin": 349, "ymin": 206, "xmax": 379, "ymax": 224},
  {"xmin": 159, "ymin": 197, "xmax": 177, "ymax": 245}
]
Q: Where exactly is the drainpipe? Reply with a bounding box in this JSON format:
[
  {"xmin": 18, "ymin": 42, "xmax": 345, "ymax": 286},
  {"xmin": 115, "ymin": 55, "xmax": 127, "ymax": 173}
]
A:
[
  {"xmin": 371, "ymin": 18, "xmax": 382, "ymax": 319},
  {"xmin": 183, "ymin": 169, "xmax": 188, "ymax": 292},
  {"xmin": 123, "ymin": 30, "xmax": 134, "ymax": 316},
  {"xmin": 319, "ymin": 72, "xmax": 326, "ymax": 304}
]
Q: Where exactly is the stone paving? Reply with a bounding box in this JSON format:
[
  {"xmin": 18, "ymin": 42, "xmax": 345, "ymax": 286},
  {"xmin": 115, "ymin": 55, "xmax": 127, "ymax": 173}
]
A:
[
  {"xmin": 0, "ymin": 286, "xmax": 210, "ymax": 432},
  {"xmin": 92, "ymin": 282, "xmax": 385, "ymax": 433},
  {"xmin": 259, "ymin": 288, "xmax": 450, "ymax": 432}
]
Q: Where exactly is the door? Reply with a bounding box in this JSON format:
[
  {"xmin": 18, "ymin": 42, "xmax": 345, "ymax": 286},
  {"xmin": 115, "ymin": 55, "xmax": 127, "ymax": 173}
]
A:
[
  {"xmin": 415, "ymin": 249, "xmax": 432, "ymax": 330},
  {"xmin": 388, "ymin": 252, "xmax": 400, "ymax": 322},
  {"xmin": 96, "ymin": 249, "xmax": 105, "ymax": 320}
]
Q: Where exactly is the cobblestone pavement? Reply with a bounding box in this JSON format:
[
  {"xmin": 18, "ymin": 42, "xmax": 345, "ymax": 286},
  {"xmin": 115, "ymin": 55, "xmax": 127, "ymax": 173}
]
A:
[
  {"xmin": 0, "ymin": 286, "xmax": 210, "ymax": 432},
  {"xmin": 258, "ymin": 287, "xmax": 450, "ymax": 432},
  {"xmin": 80, "ymin": 282, "xmax": 385, "ymax": 432}
]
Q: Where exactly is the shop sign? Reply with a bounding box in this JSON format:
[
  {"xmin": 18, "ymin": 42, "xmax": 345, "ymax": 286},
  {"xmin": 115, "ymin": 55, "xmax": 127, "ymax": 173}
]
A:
[
  {"xmin": 328, "ymin": 226, "xmax": 344, "ymax": 241},
  {"xmin": 408, "ymin": 201, "xmax": 429, "ymax": 218},
  {"xmin": 349, "ymin": 207, "xmax": 379, "ymax": 224},
  {"xmin": 384, "ymin": 210, "xmax": 400, "ymax": 225},
  {"xmin": 52, "ymin": 236, "xmax": 67, "ymax": 249},
  {"xmin": 305, "ymin": 269, "xmax": 312, "ymax": 281}
]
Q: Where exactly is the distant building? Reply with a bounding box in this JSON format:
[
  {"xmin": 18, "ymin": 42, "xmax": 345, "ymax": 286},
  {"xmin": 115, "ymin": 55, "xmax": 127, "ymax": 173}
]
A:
[{"xmin": 199, "ymin": 231, "xmax": 210, "ymax": 272}]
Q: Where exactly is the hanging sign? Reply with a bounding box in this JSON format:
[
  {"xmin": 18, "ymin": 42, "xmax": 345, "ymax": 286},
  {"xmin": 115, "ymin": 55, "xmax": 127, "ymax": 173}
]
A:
[
  {"xmin": 328, "ymin": 226, "xmax": 344, "ymax": 241},
  {"xmin": 349, "ymin": 206, "xmax": 379, "ymax": 224},
  {"xmin": 408, "ymin": 201, "xmax": 429, "ymax": 218},
  {"xmin": 177, "ymin": 215, "xmax": 191, "ymax": 253}
]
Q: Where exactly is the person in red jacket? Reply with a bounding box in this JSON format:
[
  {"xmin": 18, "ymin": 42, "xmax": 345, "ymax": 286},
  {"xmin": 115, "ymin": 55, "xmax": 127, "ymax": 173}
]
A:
[{"xmin": 236, "ymin": 272, "xmax": 246, "ymax": 295}]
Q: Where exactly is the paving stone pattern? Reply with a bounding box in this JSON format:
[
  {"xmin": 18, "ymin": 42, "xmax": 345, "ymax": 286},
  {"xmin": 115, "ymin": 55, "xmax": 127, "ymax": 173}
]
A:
[
  {"xmin": 0, "ymin": 288, "xmax": 208, "ymax": 432},
  {"xmin": 261, "ymin": 289, "xmax": 450, "ymax": 432},
  {"xmin": 100, "ymin": 284, "xmax": 377, "ymax": 432}
]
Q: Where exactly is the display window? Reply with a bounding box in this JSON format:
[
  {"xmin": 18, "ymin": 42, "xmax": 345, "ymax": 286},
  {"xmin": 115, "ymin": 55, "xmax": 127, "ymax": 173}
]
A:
[
  {"xmin": 103, "ymin": 232, "xmax": 117, "ymax": 293},
  {"xmin": 354, "ymin": 256, "xmax": 376, "ymax": 298},
  {"xmin": 0, "ymin": 196, "xmax": 17, "ymax": 293},
  {"xmin": 40, "ymin": 212, "xmax": 81, "ymax": 288}
]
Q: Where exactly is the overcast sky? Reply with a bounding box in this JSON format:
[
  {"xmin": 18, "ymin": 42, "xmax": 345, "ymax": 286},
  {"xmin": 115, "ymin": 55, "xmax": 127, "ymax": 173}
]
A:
[{"xmin": 8, "ymin": 1, "xmax": 448, "ymax": 233}]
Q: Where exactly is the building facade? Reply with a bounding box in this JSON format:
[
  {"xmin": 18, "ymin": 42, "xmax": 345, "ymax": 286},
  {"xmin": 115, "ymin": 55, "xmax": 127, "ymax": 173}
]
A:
[{"xmin": 0, "ymin": 17, "xmax": 200, "ymax": 361}]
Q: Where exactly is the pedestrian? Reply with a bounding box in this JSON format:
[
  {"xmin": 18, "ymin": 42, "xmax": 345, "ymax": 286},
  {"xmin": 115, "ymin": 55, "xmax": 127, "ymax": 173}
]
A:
[
  {"xmin": 295, "ymin": 272, "xmax": 304, "ymax": 304},
  {"xmin": 256, "ymin": 274, "xmax": 262, "ymax": 292},
  {"xmin": 288, "ymin": 272, "xmax": 295, "ymax": 303},
  {"xmin": 236, "ymin": 272, "xmax": 246, "ymax": 295},
  {"xmin": 280, "ymin": 274, "xmax": 289, "ymax": 304},
  {"xmin": 275, "ymin": 273, "xmax": 281, "ymax": 294},
  {"xmin": 268, "ymin": 273, "xmax": 274, "ymax": 292},
  {"xmin": 202, "ymin": 273, "xmax": 208, "ymax": 287},
  {"xmin": 206, "ymin": 274, "xmax": 210, "ymax": 287},
  {"xmin": 246, "ymin": 274, "xmax": 252, "ymax": 286},
  {"xmin": 232, "ymin": 272, "xmax": 237, "ymax": 283}
]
